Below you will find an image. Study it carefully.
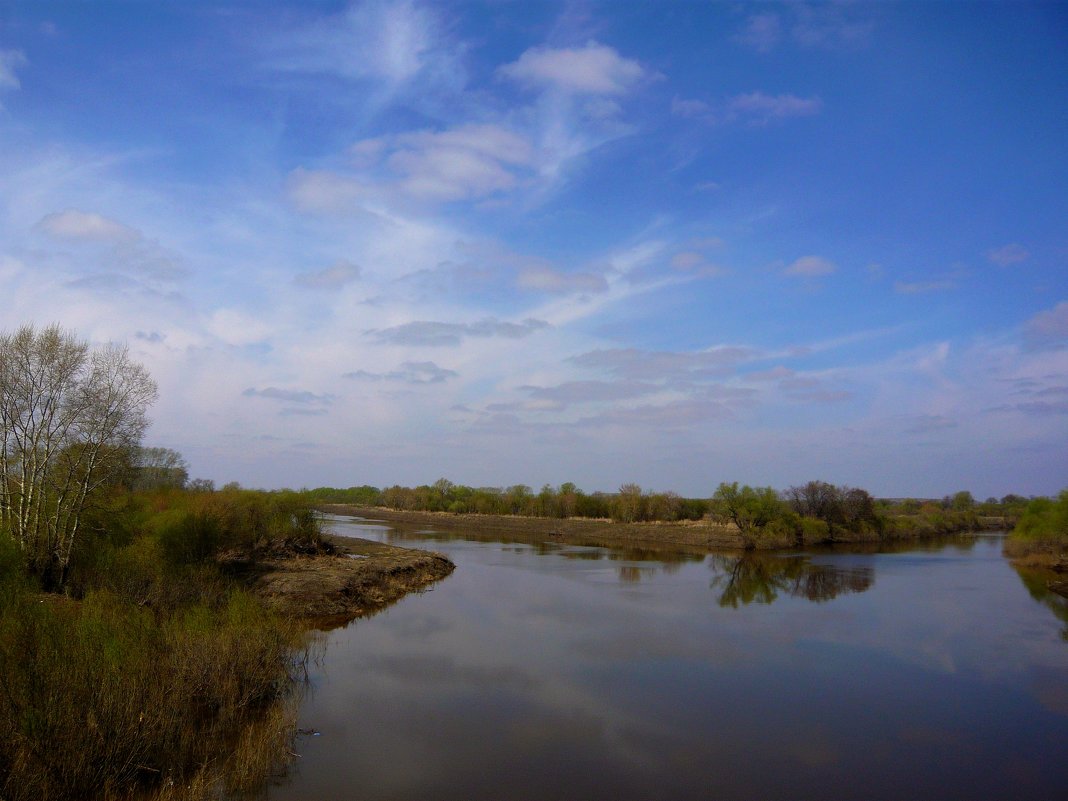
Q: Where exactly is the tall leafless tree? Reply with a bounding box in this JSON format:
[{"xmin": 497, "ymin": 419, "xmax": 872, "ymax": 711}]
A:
[{"xmin": 0, "ymin": 324, "xmax": 157, "ymax": 588}]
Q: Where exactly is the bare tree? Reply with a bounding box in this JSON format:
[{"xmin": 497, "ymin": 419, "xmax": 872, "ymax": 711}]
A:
[{"xmin": 0, "ymin": 324, "xmax": 157, "ymax": 588}]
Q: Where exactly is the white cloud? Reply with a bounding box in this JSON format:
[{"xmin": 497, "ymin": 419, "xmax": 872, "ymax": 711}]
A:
[
  {"xmin": 785, "ymin": 255, "xmax": 836, "ymax": 277},
  {"xmin": 37, "ymin": 209, "xmax": 140, "ymax": 243},
  {"xmin": 0, "ymin": 48, "xmax": 27, "ymax": 91},
  {"xmin": 987, "ymin": 243, "xmax": 1030, "ymax": 266},
  {"xmin": 385, "ymin": 124, "xmax": 534, "ymax": 201},
  {"xmin": 294, "ymin": 125, "xmax": 537, "ymax": 207},
  {"xmin": 499, "ymin": 41, "xmax": 645, "ymax": 96}
]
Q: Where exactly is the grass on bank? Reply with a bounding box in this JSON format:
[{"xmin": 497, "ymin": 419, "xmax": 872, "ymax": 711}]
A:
[{"xmin": 0, "ymin": 487, "xmax": 325, "ymax": 801}]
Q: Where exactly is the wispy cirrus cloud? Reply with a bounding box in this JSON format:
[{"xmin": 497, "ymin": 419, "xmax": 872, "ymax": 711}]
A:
[
  {"xmin": 266, "ymin": 0, "xmax": 463, "ymax": 95},
  {"xmin": 734, "ymin": 13, "xmax": 782, "ymax": 53},
  {"xmin": 671, "ymin": 92, "xmax": 822, "ymax": 126},
  {"xmin": 987, "ymin": 243, "xmax": 1030, "ymax": 266},
  {"xmin": 727, "ymin": 92, "xmax": 823, "ymax": 125},
  {"xmin": 569, "ymin": 346, "xmax": 759, "ymax": 381},
  {"xmin": 0, "ymin": 48, "xmax": 27, "ymax": 92},
  {"xmin": 735, "ymin": 6, "xmax": 875, "ymax": 53}
]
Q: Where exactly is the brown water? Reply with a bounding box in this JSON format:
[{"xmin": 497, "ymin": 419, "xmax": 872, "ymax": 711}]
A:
[{"xmin": 263, "ymin": 516, "xmax": 1068, "ymax": 801}]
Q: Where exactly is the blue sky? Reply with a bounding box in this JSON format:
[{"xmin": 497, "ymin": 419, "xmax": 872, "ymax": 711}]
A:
[{"xmin": 1, "ymin": 1, "xmax": 1065, "ymax": 497}]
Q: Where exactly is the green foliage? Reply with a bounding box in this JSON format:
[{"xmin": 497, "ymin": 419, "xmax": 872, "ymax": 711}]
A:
[
  {"xmin": 711, "ymin": 482, "xmax": 786, "ymax": 548},
  {"xmin": 950, "ymin": 490, "xmax": 975, "ymax": 511},
  {"xmin": 356, "ymin": 480, "xmax": 704, "ymax": 523},
  {"xmin": 798, "ymin": 516, "xmax": 831, "ymax": 544},
  {"xmin": 1012, "ymin": 490, "xmax": 1068, "ymax": 543}
]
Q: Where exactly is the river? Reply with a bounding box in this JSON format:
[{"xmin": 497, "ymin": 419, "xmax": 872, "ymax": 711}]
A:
[{"xmin": 264, "ymin": 515, "xmax": 1068, "ymax": 800}]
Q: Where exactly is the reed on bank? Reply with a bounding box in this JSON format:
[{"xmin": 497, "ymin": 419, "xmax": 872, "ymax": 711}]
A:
[{"xmin": 0, "ymin": 486, "xmax": 323, "ymax": 801}]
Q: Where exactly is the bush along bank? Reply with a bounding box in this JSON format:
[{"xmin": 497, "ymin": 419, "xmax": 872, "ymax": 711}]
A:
[{"xmin": 0, "ymin": 487, "xmax": 329, "ymax": 801}]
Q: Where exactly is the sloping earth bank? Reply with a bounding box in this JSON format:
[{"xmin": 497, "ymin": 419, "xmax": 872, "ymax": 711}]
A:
[{"xmin": 249, "ymin": 536, "xmax": 454, "ymax": 626}]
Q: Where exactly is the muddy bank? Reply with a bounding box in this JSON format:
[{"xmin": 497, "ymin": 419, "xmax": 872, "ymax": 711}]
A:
[
  {"xmin": 248, "ymin": 536, "xmax": 454, "ymax": 626},
  {"xmin": 322, "ymin": 504, "xmax": 754, "ymax": 553},
  {"xmin": 319, "ymin": 504, "xmax": 997, "ymax": 555}
]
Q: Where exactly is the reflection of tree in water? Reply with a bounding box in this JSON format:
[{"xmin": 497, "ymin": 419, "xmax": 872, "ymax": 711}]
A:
[
  {"xmin": 618, "ymin": 565, "xmax": 648, "ymax": 583},
  {"xmin": 1012, "ymin": 565, "xmax": 1068, "ymax": 641},
  {"xmin": 710, "ymin": 554, "xmax": 874, "ymax": 607}
]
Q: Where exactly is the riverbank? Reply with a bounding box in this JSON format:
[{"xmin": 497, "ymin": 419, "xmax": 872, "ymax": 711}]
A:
[
  {"xmin": 0, "ymin": 490, "xmax": 455, "ymax": 801},
  {"xmin": 247, "ymin": 535, "xmax": 454, "ymax": 626},
  {"xmin": 321, "ymin": 504, "xmax": 738, "ymax": 553},
  {"xmin": 1003, "ymin": 540, "xmax": 1068, "ymax": 599},
  {"xmin": 318, "ymin": 504, "xmax": 997, "ymax": 553}
]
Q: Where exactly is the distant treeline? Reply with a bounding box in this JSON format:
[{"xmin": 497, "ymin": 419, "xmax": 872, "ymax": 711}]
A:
[{"xmin": 301, "ymin": 480, "xmax": 1032, "ymax": 545}]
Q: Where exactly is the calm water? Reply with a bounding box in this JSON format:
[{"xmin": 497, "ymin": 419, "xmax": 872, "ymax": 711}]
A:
[{"xmin": 266, "ymin": 516, "xmax": 1068, "ymax": 801}]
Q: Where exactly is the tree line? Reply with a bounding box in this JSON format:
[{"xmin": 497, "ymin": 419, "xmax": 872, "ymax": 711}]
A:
[{"xmin": 304, "ymin": 478, "xmax": 1030, "ymax": 548}]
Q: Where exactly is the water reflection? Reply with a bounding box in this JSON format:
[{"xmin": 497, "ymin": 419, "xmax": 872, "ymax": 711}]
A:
[
  {"xmin": 710, "ymin": 553, "xmax": 875, "ymax": 607},
  {"xmin": 552, "ymin": 545, "xmax": 705, "ymax": 582},
  {"xmin": 286, "ymin": 519, "xmax": 1068, "ymax": 801},
  {"xmin": 1012, "ymin": 564, "xmax": 1068, "ymax": 641}
]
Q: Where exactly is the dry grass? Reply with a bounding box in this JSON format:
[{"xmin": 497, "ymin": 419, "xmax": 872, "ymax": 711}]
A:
[{"xmin": 0, "ymin": 587, "xmax": 308, "ymax": 801}]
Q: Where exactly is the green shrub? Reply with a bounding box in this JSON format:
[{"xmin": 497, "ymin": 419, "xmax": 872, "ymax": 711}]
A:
[
  {"xmin": 799, "ymin": 516, "xmax": 831, "ymax": 544},
  {"xmin": 1013, "ymin": 491, "xmax": 1068, "ymax": 543}
]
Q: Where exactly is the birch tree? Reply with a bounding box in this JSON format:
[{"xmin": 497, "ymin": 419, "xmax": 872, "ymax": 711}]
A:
[{"xmin": 0, "ymin": 324, "xmax": 157, "ymax": 588}]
